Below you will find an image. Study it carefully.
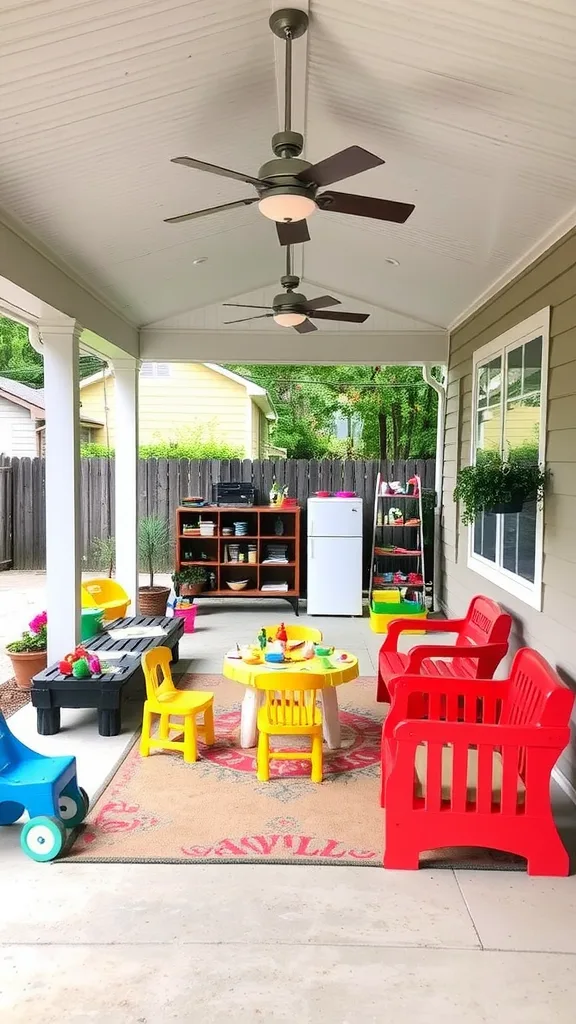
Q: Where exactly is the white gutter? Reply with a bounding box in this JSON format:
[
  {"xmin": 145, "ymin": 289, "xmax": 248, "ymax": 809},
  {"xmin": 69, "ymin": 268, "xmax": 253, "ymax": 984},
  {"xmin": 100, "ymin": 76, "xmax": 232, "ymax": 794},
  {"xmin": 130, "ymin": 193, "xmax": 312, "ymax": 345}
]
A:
[{"xmin": 422, "ymin": 365, "xmax": 447, "ymax": 612}]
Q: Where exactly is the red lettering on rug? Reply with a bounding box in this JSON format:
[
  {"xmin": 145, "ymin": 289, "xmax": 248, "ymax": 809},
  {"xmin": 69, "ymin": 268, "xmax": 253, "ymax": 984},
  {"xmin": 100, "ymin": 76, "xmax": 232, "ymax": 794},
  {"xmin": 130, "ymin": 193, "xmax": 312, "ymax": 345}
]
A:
[{"xmin": 179, "ymin": 834, "xmax": 378, "ymax": 861}]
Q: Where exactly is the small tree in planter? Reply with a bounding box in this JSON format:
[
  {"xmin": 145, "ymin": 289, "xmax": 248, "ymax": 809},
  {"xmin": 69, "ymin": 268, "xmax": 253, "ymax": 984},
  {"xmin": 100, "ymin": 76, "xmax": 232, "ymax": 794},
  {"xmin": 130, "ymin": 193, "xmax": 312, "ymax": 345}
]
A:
[
  {"xmin": 454, "ymin": 446, "xmax": 547, "ymax": 525},
  {"xmin": 6, "ymin": 612, "xmax": 48, "ymax": 690},
  {"xmin": 138, "ymin": 517, "xmax": 171, "ymax": 615},
  {"xmin": 172, "ymin": 566, "xmax": 207, "ymax": 598}
]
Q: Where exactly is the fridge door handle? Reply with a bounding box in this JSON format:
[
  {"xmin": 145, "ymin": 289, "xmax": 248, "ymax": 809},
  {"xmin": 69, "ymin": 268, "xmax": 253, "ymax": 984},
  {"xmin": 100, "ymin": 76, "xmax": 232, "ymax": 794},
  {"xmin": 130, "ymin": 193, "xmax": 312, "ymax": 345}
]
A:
[{"xmin": 310, "ymin": 539, "xmax": 314, "ymax": 559}]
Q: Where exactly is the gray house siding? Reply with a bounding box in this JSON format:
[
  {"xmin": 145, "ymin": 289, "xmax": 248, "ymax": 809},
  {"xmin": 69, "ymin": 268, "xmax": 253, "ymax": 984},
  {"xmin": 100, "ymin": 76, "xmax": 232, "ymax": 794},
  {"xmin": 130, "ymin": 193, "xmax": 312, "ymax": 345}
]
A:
[{"xmin": 442, "ymin": 226, "xmax": 576, "ymax": 789}]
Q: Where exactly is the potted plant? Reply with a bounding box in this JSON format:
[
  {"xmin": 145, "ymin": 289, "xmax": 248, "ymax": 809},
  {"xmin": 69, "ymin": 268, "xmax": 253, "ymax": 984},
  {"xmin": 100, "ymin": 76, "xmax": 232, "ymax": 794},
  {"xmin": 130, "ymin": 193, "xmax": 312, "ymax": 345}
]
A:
[
  {"xmin": 172, "ymin": 566, "xmax": 207, "ymax": 598},
  {"xmin": 138, "ymin": 516, "xmax": 171, "ymax": 615},
  {"xmin": 454, "ymin": 447, "xmax": 547, "ymax": 525},
  {"xmin": 6, "ymin": 611, "xmax": 48, "ymax": 690}
]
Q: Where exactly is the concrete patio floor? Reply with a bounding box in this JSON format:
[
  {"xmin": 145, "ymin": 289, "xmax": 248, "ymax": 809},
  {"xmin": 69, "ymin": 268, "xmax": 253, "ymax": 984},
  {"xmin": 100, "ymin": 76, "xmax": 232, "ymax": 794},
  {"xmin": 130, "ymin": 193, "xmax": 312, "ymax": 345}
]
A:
[{"xmin": 0, "ymin": 572, "xmax": 576, "ymax": 1022}]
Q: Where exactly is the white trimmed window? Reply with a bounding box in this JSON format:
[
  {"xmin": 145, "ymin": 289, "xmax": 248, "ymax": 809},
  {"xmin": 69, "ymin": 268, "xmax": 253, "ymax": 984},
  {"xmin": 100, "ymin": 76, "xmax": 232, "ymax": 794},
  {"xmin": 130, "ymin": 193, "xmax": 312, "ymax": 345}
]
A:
[
  {"xmin": 140, "ymin": 362, "xmax": 171, "ymax": 378},
  {"xmin": 468, "ymin": 307, "xmax": 549, "ymax": 610}
]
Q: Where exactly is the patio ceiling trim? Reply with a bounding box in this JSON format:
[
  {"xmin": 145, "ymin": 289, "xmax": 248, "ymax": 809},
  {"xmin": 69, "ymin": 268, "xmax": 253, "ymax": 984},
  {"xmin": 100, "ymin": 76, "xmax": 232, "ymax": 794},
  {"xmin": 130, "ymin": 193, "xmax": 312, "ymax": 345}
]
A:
[
  {"xmin": 140, "ymin": 328, "xmax": 448, "ymax": 365},
  {"xmin": 0, "ymin": 218, "xmax": 138, "ymax": 356}
]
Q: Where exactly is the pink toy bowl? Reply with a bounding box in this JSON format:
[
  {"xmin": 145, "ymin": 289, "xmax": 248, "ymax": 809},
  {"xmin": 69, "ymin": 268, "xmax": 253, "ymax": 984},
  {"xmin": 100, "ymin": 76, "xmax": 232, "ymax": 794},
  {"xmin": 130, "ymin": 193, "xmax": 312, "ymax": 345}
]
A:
[
  {"xmin": 173, "ymin": 605, "xmax": 197, "ymax": 634},
  {"xmin": 315, "ymin": 490, "xmax": 331, "ymax": 498},
  {"xmin": 335, "ymin": 491, "xmax": 356, "ymax": 498}
]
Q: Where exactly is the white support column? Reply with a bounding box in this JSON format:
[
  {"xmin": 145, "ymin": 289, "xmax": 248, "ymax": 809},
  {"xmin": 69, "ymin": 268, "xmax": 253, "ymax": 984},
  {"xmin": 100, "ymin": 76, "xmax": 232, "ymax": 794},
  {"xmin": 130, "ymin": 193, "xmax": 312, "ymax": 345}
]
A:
[
  {"xmin": 113, "ymin": 358, "xmax": 140, "ymax": 612},
  {"xmin": 41, "ymin": 316, "xmax": 82, "ymax": 662}
]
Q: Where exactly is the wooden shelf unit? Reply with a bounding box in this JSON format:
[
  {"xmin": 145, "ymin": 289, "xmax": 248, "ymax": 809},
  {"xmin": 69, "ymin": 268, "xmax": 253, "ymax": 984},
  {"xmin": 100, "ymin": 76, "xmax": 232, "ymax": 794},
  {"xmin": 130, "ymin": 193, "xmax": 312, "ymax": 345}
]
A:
[{"xmin": 175, "ymin": 505, "xmax": 301, "ymax": 614}]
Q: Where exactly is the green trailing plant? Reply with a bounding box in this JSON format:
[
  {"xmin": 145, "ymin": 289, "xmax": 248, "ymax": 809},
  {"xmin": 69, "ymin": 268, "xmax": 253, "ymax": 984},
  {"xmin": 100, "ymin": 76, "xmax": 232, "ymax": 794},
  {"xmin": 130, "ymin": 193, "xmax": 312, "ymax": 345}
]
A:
[
  {"xmin": 172, "ymin": 566, "xmax": 207, "ymax": 595},
  {"xmin": 138, "ymin": 517, "xmax": 171, "ymax": 588},
  {"xmin": 453, "ymin": 447, "xmax": 547, "ymax": 526}
]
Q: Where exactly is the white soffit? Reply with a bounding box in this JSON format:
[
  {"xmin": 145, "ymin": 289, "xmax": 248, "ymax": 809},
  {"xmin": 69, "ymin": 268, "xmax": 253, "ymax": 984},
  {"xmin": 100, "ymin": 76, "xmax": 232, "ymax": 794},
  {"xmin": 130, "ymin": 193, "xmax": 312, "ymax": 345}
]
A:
[{"xmin": 0, "ymin": 1, "xmax": 576, "ymax": 330}]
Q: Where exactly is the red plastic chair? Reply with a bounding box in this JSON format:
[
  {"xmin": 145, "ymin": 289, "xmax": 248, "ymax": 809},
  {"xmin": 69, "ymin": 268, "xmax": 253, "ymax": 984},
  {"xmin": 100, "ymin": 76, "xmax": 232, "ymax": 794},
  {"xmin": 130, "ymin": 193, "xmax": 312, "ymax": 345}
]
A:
[
  {"xmin": 376, "ymin": 595, "xmax": 512, "ymax": 703},
  {"xmin": 381, "ymin": 648, "xmax": 574, "ymax": 875}
]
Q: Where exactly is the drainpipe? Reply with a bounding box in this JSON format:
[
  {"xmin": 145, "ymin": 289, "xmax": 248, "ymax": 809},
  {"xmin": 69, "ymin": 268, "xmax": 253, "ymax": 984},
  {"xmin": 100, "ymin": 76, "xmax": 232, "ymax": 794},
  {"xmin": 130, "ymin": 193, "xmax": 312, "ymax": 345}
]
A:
[{"xmin": 422, "ymin": 365, "xmax": 447, "ymax": 612}]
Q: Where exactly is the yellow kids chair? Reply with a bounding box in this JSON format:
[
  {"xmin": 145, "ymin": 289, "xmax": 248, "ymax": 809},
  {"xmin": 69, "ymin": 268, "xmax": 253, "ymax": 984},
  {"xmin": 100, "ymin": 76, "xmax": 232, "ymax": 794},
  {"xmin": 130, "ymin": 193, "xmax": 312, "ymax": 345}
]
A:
[
  {"xmin": 140, "ymin": 648, "xmax": 215, "ymax": 764},
  {"xmin": 255, "ymin": 671, "xmax": 325, "ymax": 783},
  {"xmin": 81, "ymin": 578, "xmax": 131, "ymax": 621},
  {"xmin": 264, "ymin": 624, "xmax": 323, "ymax": 644}
]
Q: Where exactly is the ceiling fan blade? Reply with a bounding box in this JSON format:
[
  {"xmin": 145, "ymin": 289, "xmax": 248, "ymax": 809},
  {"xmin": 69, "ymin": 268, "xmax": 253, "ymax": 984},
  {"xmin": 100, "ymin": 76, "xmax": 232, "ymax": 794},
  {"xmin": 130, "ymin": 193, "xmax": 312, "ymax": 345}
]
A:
[
  {"xmin": 276, "ymin": 220, "xmax": 311, "ymax": 246},
  {"xmin": 294, "ymin": 319, "xmax": 317, "ymax": 334},
  {"xmin": 308, "ymin": 309, "xmax": 370, "ymax": 324},
  {"xmin": 223, "ymin": 314, "xmax": 275, "ymax": 324},
  {"xmin": 317, "ymin": 191, "xmax": 415, "ymax": 224},
  {"xmin": 297, "ymin": 146, "xmax": 384, "ymax": 188},
  {"xmin": 164, "ymin": 197, "xmax": 258, "ymax": 224},
  {"xmin": 222, "ymin": 303, "xmax": 273, "ymax": 310},
  {"xmin": 305, "ymin": 295, "xmax": 341, "ymax": 310},
  {"xmin": 171, "ymin": 156, "xmax": 265, "ymax": 189}
]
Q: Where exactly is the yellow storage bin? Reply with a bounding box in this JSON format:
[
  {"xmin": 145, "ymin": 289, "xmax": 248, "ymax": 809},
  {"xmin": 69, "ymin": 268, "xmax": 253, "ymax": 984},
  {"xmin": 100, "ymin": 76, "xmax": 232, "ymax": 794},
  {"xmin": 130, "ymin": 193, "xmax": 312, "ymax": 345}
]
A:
[{"xmin": 369, "ymin": 604, "xmax": 428, "ymax": 634}]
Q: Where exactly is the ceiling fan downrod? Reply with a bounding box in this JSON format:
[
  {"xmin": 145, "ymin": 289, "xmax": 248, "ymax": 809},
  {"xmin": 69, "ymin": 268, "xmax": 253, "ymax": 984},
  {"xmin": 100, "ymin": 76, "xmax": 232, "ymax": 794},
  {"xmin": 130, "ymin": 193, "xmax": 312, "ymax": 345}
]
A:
[{"xmin": 269, "ymin": 8, "xmax": 309, "ymax": 159}]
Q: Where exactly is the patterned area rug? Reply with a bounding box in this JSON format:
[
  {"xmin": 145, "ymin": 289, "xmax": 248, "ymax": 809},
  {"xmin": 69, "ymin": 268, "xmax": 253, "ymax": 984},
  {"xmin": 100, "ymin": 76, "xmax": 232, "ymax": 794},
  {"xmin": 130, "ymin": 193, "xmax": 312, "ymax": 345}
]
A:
[
  {"xmin": 66, "ymin": 673, "xmax": 524, "ymax": 869},
  {"xmin": 0, "ymin": 678, "xmax": 31, "ymax": 719}
]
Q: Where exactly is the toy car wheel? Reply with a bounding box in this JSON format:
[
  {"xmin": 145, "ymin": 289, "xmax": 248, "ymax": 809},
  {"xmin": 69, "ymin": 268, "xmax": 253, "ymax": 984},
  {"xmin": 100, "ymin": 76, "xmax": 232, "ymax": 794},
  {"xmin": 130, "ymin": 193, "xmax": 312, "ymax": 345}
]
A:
[
  {"xmin": 0, "ymin": 801, "xmax": 24, "ymax": 826},
  {"xmin": 20, "ymin": 816, "xmax": 66, "ymax": 862},
  {"xmin": 57, "ymin": 786, "xmax": 90, "ymax": 828}
]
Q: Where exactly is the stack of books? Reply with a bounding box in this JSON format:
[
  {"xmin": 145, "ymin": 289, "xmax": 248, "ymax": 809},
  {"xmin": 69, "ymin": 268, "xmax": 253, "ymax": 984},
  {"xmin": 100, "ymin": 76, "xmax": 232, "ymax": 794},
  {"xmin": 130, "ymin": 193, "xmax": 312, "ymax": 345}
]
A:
[
  {"xmin": 262, "ymin": 544, "xmax": 288, "ymax": 564},
  {"xmin": 261, "ymin": 581, "xmax": 289, "ymax": 592}
]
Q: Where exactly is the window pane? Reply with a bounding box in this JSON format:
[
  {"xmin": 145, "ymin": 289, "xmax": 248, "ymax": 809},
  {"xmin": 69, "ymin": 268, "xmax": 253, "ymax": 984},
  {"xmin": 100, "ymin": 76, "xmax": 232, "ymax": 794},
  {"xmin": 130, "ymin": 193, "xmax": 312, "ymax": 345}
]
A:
[
  {"xmin": 475, "ymin": 357, "xmax": 502, "ymax": 453},
  {"xmin": 523, "ymin": 336, "xmax": 542, "ymax": 395},
  {"xmin": 506, "ymin": 346, "xmax": 522, "ymax": 401},
  {"xmin": 473, "ymin": 511, "xmax": 497, "ymax": 563},
  {"xmin": 505, "ymin": 340, "xmax": 541, "ymax": 461},
  {"xmin": 502, "ymin": 500, "xmax": 537, "ymax": 582},
  {"xmin": 488, "ymin": 358, "xmax": 501, "ymax": 408},
  {"xmin": 477, "ymin": 365, "xmax": 488, "ymax": 407}
]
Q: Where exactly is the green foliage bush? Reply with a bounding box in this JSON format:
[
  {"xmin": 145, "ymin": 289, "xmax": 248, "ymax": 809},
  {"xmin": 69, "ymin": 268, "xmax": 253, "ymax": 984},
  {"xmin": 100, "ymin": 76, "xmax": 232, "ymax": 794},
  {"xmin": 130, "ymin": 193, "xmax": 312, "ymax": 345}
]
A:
[{"xmin": 80, "ymin": 425, "xmax": 243, "ymax": 460}]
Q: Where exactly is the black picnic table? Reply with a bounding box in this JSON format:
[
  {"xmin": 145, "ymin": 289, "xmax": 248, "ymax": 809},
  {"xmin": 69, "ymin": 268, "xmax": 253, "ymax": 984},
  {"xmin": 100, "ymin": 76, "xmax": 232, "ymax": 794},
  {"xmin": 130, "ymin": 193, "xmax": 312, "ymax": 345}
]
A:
[{"xmin": 31, "ymin": 614, "xmax": 184, "ymax": 737}]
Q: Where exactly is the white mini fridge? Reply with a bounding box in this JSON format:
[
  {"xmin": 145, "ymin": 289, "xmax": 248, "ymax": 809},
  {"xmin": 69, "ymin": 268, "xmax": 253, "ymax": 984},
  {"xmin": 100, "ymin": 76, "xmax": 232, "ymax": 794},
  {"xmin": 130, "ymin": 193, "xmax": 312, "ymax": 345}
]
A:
[{"xmin": 307, "ymin": 498, "xmax": 363, "ymax": 616}]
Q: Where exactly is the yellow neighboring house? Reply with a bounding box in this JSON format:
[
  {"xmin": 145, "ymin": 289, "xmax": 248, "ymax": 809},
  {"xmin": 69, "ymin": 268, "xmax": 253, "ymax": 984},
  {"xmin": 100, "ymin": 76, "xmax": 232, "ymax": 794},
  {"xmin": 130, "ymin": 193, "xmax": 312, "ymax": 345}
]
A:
[{"xmin": 79, "ymin": 362, "xmax": 283, "ymax": 458}]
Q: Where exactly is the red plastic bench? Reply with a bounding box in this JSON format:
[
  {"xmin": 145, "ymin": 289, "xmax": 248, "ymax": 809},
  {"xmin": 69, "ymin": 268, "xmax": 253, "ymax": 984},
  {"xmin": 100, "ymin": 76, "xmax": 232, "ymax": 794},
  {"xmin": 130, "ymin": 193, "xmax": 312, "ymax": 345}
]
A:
[
  {"xmin": 380, "ymin": 648, "xmax": 574, "ymax": 875},
  {"xmin": 376, "ymin": 595, "xmax": 512, "ymax": 703}
]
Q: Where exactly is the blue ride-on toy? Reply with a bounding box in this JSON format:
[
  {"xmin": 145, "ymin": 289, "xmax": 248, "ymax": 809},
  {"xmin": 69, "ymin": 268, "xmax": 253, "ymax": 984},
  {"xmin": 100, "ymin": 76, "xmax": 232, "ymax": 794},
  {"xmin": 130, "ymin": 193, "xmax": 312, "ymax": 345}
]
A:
[{"xmin": 0, "ymin": 711, "xmax": 89, "ymax": 861}]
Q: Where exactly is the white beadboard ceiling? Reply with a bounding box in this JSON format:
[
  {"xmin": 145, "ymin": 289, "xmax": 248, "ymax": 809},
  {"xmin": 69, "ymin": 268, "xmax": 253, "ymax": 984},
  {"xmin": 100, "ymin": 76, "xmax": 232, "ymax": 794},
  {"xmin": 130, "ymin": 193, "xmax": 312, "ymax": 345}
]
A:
[
  {"xmin": 1, "ymin": 0, "xmax": 576, "ymax": 335},
  {"xmin": 152, "ymin": 282, "xmax": 429, "ymax": 331}
]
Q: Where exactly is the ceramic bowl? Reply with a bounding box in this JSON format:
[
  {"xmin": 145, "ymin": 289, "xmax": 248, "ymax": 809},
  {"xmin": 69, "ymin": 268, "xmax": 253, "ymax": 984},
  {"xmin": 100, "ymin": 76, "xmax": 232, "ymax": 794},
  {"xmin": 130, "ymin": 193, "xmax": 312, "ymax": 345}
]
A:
[{"xmin": 227, "ymin": 579, "xmax": 249, "ymax": 591}]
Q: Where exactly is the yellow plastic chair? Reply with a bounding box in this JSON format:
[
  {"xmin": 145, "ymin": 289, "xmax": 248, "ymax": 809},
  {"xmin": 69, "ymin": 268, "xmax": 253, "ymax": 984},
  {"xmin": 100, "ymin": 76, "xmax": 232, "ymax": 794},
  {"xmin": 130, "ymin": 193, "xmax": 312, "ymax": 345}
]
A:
[
  {"xmin": 264, "ymin": 624, "xmax": 323, "ymax": 644},
  {"xmin": 255, "ymin": 671, "xmax": 324, "ymax": 783},
  {"xmin": 140, "ymin": 648, "xmax": 215, "ymax": 764},
  {"xmin": 81, "ymin": 578, "xmax": 131, "ymax": 621}
]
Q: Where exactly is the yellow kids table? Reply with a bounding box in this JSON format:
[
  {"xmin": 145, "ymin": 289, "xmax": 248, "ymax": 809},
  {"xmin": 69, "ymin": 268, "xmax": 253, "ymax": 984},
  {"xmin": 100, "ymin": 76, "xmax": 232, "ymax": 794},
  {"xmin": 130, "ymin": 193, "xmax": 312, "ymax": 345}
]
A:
[{"xmin": 223, "ymin": 648, "xmax": 359, "ymax": 750}]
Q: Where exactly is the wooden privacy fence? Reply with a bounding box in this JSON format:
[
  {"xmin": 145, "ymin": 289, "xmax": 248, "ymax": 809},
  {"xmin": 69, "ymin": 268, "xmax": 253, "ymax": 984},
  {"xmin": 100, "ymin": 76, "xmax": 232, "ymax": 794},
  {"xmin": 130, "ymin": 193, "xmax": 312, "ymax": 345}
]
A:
[{"xmin": 1, "ymin": 456, "xmax": 436, "ymax": 577}]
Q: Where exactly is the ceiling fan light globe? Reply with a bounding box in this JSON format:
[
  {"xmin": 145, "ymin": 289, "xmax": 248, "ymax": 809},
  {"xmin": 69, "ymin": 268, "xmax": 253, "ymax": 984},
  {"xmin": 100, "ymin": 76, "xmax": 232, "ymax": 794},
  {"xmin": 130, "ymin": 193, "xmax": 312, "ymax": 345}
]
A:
[
  {"xmin": 258, "ymin": 193, "xmax": 317, "ymax": 223},
  {"xmin": 273, "ymin": 311, "xmax": 307, "ymax": 327}
]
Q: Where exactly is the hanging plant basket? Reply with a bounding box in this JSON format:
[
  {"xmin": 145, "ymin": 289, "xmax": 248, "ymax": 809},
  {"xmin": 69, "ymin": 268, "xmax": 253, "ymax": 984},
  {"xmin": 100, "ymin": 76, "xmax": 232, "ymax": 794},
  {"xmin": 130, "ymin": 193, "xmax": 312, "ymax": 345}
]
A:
[
  {"xmin": 485, "ymin": 494, "xmax": 526, "ymax": 516},
  {"xmin": 453, "ymin": 448, "xmax": 548, "ymax": 526}
]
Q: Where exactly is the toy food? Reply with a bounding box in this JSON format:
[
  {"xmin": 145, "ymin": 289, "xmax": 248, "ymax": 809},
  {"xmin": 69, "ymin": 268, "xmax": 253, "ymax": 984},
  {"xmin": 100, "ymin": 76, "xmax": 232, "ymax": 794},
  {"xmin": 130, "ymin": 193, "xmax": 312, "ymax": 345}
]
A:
[{"xmin": 72, "ymin": 657, "xmax": 91, "ymax": 679}]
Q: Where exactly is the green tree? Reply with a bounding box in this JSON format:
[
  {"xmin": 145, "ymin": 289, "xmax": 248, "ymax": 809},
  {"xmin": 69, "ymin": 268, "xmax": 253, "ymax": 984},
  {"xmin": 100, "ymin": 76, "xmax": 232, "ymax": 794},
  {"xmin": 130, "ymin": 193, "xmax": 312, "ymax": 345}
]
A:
[
  {"xmin": 0, "ymin": 316, "xmax": 106, "ymax": 387},
  {"xmin": 227, "ymin": 363, "xmax": 439, "ymax": 460}
]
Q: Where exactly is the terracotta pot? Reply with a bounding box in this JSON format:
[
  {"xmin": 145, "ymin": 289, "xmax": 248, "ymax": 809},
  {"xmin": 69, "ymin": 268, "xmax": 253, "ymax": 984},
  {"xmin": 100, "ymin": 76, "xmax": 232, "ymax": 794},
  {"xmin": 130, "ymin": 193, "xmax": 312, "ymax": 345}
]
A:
[
  {"xmin": 138, "ymin": 586, "xmax": 171, "ymax": 616},
  {"xmin": 180, "ymin": 583, "xmax": 204, "ymax": 598},
  {"xmin": 8, "ymin": 650, "xmax": 48, "ymax": 690}
]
